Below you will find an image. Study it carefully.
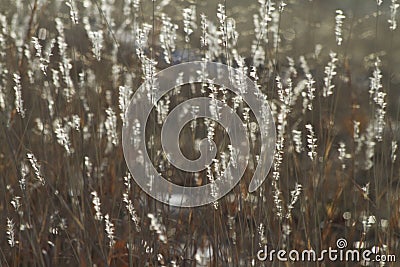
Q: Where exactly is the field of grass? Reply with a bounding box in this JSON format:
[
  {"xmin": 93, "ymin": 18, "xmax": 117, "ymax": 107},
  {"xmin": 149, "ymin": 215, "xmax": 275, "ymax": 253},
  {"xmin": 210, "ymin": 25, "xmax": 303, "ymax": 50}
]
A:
[{"xmin": 0, "ymin": 0, "xmax": 399, "ymax": 266}]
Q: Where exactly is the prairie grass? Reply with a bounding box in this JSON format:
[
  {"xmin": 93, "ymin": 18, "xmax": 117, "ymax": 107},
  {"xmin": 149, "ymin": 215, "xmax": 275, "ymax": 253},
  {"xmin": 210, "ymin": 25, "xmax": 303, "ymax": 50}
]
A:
[{"xmin": 0, "ymin": 0, "xmax": 399, "ymax": 266}]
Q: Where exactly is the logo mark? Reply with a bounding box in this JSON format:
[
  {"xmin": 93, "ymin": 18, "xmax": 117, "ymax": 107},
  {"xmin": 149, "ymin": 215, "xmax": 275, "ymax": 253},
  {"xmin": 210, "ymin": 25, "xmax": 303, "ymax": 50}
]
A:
[
  {"xmin": 336, "ymin": 238, "xmax": 348, "ymax": 249},
  {"xmin": 122, "ymin": 61, "xmax": 276, "ymax": 207}
]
